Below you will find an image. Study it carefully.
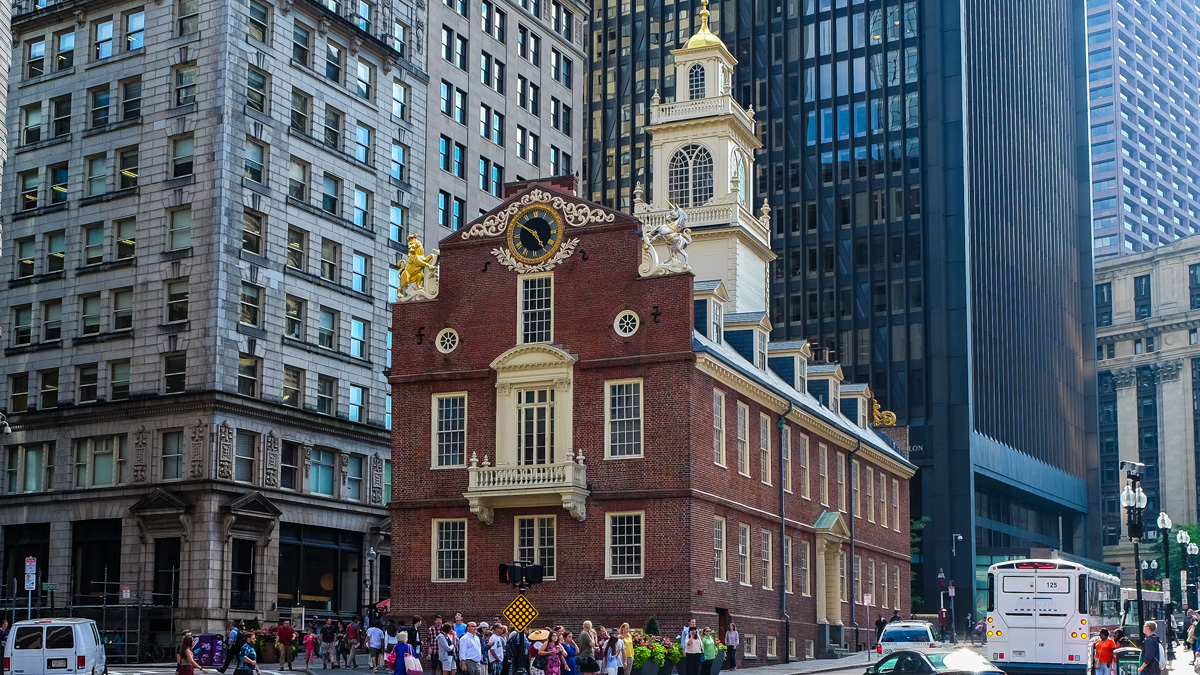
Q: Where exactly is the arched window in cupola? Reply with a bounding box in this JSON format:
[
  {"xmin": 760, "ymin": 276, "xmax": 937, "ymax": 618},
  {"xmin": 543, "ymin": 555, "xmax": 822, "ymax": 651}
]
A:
[
  {"xmin": 668, "ymin": 144, "xmax": 714, "ymax": 208},
  {"xmin": 688, "ymin": 63, "xmax": 706, "ymax": 100}
]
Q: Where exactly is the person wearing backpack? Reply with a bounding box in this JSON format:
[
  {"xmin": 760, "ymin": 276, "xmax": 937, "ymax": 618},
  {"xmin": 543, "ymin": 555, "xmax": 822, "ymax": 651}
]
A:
[{"xmin": 1139, "ymin": 621, "xmax": 1164, "ymax": 675}]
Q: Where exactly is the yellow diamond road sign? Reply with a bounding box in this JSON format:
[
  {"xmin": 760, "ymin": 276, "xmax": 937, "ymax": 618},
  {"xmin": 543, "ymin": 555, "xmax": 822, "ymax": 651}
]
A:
[{"xmin": 503, "ymin": 594, "xmax": 539, "ymax": 632}]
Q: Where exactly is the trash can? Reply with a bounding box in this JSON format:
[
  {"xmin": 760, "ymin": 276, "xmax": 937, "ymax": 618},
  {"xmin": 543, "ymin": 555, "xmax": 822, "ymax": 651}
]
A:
[{"xmin": 1115, "ymin": 647, "xmax": 1142, "ymax": 675}]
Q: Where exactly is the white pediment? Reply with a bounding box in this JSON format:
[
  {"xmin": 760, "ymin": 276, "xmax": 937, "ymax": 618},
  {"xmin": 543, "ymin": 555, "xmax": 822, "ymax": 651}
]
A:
[{"xmin": 490, "ymin": 344, "xmax": 578, "ymax": 373}]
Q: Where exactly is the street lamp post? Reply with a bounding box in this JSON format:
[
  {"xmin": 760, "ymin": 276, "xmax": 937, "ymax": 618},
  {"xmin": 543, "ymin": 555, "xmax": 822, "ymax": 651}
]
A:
[
  {"xmin": 1141, "ymin": 559, "xmax": 1158, "ymax": 581},
  {"xmin": 1190, "ymin": 542, "xmax": 1199, "ymax": 608},
  {"xmin": 1120, "ymin": 463, "xmax": 1148, "ymax": 628},
  {"xmin": 1178, "ymin": 530, "xmax": 1192, "ymax": 610}
]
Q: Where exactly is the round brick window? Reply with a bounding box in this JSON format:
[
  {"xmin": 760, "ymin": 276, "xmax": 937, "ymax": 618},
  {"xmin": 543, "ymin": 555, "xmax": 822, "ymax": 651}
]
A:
[
  {"xmin": 436, "ymin": 328, "xmax": 459, "ymax": 353},
  {"xmin": 614, "ymin": 310, "xmax": 640, "ymax": 337}
]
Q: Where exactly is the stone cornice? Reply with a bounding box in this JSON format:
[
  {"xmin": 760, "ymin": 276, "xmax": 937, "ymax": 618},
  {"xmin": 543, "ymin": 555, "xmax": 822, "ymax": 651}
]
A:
[{"xmin": 1097, "ymin": 313, "xmax": 1200, "ymax": 342}]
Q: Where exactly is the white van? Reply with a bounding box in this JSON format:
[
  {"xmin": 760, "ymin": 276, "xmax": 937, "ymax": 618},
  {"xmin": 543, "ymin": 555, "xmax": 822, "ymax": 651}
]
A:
[{"xmin": 3, "ymin": 618, "xmax": 107, "ymax": 675}]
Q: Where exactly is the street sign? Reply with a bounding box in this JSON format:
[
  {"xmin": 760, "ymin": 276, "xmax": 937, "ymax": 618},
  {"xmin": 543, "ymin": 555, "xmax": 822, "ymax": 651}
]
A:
[
  {"xmin": 1164, "ymin": 579, "xmax": 1172, "ymax": 595},
  {"xmin": 25, "ymin": 574, "xmax": 36, "ymax": 591},
  {"xmin": 948, "ymin": 586, "xmax": 956, "ymax": 597},
  {"xmin": 41, "ymin": 582, "xmax": 58, "ymax": 591},
  {"xmin": 503, "ymin": 594, "xmax": 539, "ymax": 631},
  {"xmin": 863, "ymin": 593, "xmax": 873, "ymax": 607},
  {"xmin": 25, "ymin": 557, "xmax": 36, "ymax": 574}
]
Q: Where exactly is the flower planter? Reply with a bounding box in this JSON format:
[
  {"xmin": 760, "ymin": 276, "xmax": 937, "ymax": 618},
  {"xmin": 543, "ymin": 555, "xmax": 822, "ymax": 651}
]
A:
[
  {"xmin": 657, "ymin": 662, "xmax": 675, "ymax": 675},
  {"xmin": 259, "ymin": 644, "xmax": 279, "ymax": 664}
]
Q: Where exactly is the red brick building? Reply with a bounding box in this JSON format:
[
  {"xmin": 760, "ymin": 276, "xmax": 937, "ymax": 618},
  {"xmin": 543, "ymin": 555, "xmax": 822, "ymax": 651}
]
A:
[{"xmin": 389, "ymin": 11, "xmax": 915, "ymax": 659}]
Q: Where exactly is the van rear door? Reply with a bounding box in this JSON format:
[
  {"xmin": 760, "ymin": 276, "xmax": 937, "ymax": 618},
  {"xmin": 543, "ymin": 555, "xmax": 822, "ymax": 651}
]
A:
[
  {"xmin": 10, "ymin": 626, "xmax": 45, "ymax": 675},
  {"xmin": 44, "ymin": 625, "xmax": 77, "ymax": 674}
]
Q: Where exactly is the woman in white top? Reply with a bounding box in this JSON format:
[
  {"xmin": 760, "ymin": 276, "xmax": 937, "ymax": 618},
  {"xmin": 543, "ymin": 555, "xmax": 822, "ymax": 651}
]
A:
[{"xmin": 683, "ymin": 628, "xmax": 702, "ymax": 675}]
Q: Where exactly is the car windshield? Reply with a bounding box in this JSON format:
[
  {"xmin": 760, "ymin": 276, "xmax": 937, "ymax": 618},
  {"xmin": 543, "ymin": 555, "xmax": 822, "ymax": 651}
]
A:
[
  {"xmin": 928, "ymin": 652, "xmax": 994, "ymax": 671},
  {"xmin": 881, "ymin": 629, "xmax": 931, "ymax": 642}
]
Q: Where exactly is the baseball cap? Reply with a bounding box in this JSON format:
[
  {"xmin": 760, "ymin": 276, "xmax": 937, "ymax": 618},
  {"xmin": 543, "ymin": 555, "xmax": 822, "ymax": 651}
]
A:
[{"xmin": 479, "ymin": 622, "xmax": 490, "ymax": 629}]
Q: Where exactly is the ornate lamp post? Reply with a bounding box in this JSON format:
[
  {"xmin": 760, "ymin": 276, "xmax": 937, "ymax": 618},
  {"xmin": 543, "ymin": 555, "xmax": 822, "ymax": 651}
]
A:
[
  {"xmin": 1190, "ymin": 542, "xmax": 1199, "ymax": 609},
  {"xmin": 1121, "ymin": 470, "xmax": 1148, "ymax": 626},
  {"xmin": 1141, "ymin": 559, "xmax": 1158, "ymax": 581}
]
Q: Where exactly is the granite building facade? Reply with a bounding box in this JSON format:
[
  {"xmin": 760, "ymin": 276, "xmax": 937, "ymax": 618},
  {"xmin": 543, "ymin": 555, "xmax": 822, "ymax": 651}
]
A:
[
  {"xmin": 0, "ymin": 0, "xmax": 424, "ymax": 650},
  {"xmin": 1095, "ymin": 234, "xmax": 1200, "ymax": 584},
  {"xmin": 423, "ymin": 0, "xmax": 587, "ymax": 233},
  {"xmin": 586, "ymin": 0, "xmax": 1098, "ymax": 617},
  {"xmin": 1086, "ymin": 0, "xmax": 1200, "ymax": 259}
]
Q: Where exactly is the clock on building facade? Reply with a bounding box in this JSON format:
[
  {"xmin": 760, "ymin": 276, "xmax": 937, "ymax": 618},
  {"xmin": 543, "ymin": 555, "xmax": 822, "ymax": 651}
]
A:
[{"xmin": 506, "ymin": 204, "xmax": 564, "ymax": 264}]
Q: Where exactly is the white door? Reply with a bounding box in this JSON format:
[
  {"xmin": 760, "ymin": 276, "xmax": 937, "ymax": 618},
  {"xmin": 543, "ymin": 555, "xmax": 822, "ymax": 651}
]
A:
[
  {"xmin": 44, "ymin": 625, "xmax": 79, "ymax": 675},
  {"xmin": 9, "ymin": 626, "xmax": 44, "ymax": 675}
]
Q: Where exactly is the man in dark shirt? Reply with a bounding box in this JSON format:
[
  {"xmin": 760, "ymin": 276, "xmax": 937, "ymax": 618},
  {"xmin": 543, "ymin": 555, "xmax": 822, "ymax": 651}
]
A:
[
  {"xmin": 321, "ymin": 619, "xmax": 338, "ymax": 669},
  {"xmin": 875, "ymin": 617, "xmax": 887, "ymax": 643},
  {"xmin": 1139, "ymin": 621, "xmax": 1163, "ymax": 675}
]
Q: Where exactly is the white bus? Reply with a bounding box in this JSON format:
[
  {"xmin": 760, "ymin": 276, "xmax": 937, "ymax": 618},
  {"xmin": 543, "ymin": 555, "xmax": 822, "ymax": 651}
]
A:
[
  {"xmin": 1120, "ymin": 587, "xmax": 1168, "ymax": 640},
  {"xmin": 985, "ymin": 559, "xmax": 1121, "ymax": 673}
]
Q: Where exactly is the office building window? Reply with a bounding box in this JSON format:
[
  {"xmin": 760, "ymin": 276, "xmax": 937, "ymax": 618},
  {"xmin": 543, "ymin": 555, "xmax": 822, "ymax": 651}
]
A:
[
  {"xmin": 317, "ymin": 376, "xmax": 335, "ymax": 415},
  {"xmin": 162, "ymin": 430, "xmax": 184, "ymax": 480},
  {"xmin": 234, "ymin": 432, "xmax": 257, "ymax": 483},
  {"xmin": 237, "ymin": 355, "xmax": 260, "ymax": 397}
]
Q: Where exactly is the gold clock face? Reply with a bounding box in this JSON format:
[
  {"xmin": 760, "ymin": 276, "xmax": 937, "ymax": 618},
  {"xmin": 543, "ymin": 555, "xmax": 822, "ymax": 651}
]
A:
[{"xmin": 507, "ymin": 204, "xmax": 564, "ymax": 264}]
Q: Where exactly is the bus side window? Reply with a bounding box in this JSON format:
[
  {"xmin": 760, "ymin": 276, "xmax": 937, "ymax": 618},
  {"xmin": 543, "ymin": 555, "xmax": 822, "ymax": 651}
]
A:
[
  {"xmin": 1078, "ymin": 574, "xmax": 1088, "ymax": 615},
  {"xmin": 987, "ymin": 573, "xmax": 995, "ymax": 612}
]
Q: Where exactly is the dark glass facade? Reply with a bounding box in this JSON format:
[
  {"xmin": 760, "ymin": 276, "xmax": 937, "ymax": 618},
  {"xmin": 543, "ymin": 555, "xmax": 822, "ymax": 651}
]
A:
[{"xmin": 587, "ymin": 0, "xmax": 1097, "ymax": 615}]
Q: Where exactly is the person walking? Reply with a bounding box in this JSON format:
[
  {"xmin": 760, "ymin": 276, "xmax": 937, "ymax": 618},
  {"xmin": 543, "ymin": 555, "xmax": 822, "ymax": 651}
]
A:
[
  {"xmin": 1138, "ymin": 621, "xmax": 1163, "ymax": 675},
  {"xmin": 177, "ymin": 631, "xmax": 208, "ymax": 675},
  {"xmin": 603, "ymin": 632, "xmax": 624, "ymax": 675},
  {"xmin": 367, "ymin": 621, "xmax": 386, "ymax": 673},
  {"xmin": 393, "ymin": 632, "xmax": 416, "ymax": 675},
  {"xmin": 699, "ymin": 629, "xmax": 716, "ymax": 675},
  {"xmin": 278, "ymin": 620, "xmax": 297, "ymax": 671},
  {"xmin": 306, "ymin": 629, "xmax": 319, "ymax": 668},
  {"xmin": 217, "ymin": 621, "xmax": 243, "ymax": 674},
  {"xmin": 347, "ymin": 618, "xmax": 361, "ymax": 669},
  {"xmin": 723, "ymin": 624, "xmax": 738, "ymax": 671},
  {"xmin": 234, "ymin": 633, "xmax": 261, "ymax": 675},
  {"xmin": 320, "ymin": 619, "xmax": 339, "ymax": 670},
  {"xmin": 1093, "ymin": 629, "xmax": 1117, "ymax": 675},
  {"xmin": 411, "ymin": 618, "xmax": 425, "ymax": 661},
  {"xmin": 683, "ymin": 628, "xmax": 702, "ymax": 675}
]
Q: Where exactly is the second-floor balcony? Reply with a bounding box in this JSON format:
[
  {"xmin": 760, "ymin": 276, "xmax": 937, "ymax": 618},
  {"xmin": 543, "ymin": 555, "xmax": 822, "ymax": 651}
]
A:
[{"xmin": 464, "ymin": 450, "xmax": 589, "ymax": 525}]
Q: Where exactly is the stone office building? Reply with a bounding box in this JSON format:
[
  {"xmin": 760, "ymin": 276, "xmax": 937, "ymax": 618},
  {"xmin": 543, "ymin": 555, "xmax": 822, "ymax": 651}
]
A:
[
  {"xmin": 1096, "ymin": 234, "xmax": 1200, "ymax": 584},
  {"xmin": 0, "ymin": 0, "xmax": 424, "ymax": 649},
  {"xmin": 424, "ymin": 0, "xmax": 586, "ymax": 232}
]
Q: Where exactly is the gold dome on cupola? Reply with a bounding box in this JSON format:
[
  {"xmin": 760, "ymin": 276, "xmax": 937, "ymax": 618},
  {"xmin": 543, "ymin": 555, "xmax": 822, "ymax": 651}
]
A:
[{"xmin": 683, "ymin": 0, "xmax": 726, "ymax": 50}]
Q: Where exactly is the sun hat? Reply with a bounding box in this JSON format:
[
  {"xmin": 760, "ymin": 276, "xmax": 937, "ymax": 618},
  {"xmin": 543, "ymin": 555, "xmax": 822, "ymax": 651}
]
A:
[{"xmin": 529, "ymin": 629, "xmax": 550, "ymax": 641}]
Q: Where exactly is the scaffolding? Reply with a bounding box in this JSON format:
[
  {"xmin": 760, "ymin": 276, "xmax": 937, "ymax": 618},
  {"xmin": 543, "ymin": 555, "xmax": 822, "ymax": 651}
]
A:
[{"xmin": 4, "ymin": 564, "xmax": 179, "ymax": 664}]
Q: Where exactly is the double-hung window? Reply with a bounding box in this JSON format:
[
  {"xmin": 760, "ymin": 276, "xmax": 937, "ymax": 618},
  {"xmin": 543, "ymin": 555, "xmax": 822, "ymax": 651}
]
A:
[
  {"xmin": 434, "ymin": 519, "xmax": 467, "ymax": 581},
  {"xmin": 738, "ymin": 523, "xmax": 751, "ymax": 585},
  {"xmin": 515, "ymin": 516, "xmax": 556, "ymax": 578},
  {"xmin": 519, "ymin": 275, "xmax": 553, "ymax": 343},
  {"xmin": 606, "ymin": 512, "xmax": 644, "ymax": 578},
  {"xmin": 605, "ymin": 380, "xmax": 643, "ymax": 457},
  {"xmin": 433, "ymin": 394, "xmax": 467, "ymax": 467}
]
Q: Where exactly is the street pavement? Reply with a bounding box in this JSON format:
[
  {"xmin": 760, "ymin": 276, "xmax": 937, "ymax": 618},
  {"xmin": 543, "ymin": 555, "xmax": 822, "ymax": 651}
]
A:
[{"xmin": 100, "ymin": 642, "xmax": 1200, "ymax": 675}]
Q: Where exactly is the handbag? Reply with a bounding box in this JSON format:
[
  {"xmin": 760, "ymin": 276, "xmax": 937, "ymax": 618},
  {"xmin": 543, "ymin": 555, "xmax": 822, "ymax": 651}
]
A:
[
  {"xmin": 533, "ymin": 655, "xmax": 549, "ymax": 670},
  {"xmin": 386, "ymin": 651, "xmax": 397, "ymax": 669},
  {"xmin": 580, "ymin": 657, "xmax": 601, "ymax": 673},
  {"xmin": 405, "ymin": 652, "xmax": 423, "ymax": 675}
]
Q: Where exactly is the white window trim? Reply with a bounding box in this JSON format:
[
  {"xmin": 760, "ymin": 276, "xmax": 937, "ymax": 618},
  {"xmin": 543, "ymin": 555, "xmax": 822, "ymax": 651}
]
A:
[
  {"xmin": 605, "ymin": 510, "xmax": 645, "ymax": 579},
  {"xmin": 765, "ymin": 636, "xmax": 777, "ymax": 660},
  {"xmin": 431, "ymin": 517, "xmax": 468, "ymax": 583},
  {"xmin": 517, "ymin": 271, "xmax": 554, "ymax": 345},
  {"xmin": 713, "ymin": 388, "xmax": 726, "ymax": 467},
  {"xmin": 818, "ymin": 443, "xmax": 829, "ymax": 506},
  {"xmin": 742, "ymin": 634, "xmax": 756, "ymax": 659},
  {"xmin": 714, "ymin": 516, "xmax": 727, "ymax": 582},
  {"xmin": 866, "ymin": 465, "xmax": 875, "ymax": 522},
  {"xmin": 513, "ymin": 514, "xmax": 557, "ymax": 581},
  {"xmin": 782, "ymin": 425, "xmax": 792, "ymax": 494},
  {"xmin": 800, "ymin": 539, "xmax": 811, "ymax": 597},
  {"xmin": 761, "ymin": 529, "xmax": 773, "ymax": 590},
  {"xmin": 798, "ymin": 433, "xmax": 809, "ymax": 499},
  {"xmin": 784, "ymin": 534, "xmax": 793, "ymax": 594},
  {"xmin": 738, "ymin": 522, "xmax": 751, "ymax": 586},
  {"xmin": 759, "ymin": 412, "xmax": 772, "ymax": 485},
  {"xmin": 892, "ymin": 478, "xmax": 900, "ymax": 531},
  {"xmin": 430, "ymin": 392, "xmax": 468, "ymax": 469},
  {"xmin": 736, "ymin": 401, "xmax": 750, "ymax": 477},
  {"xmin": 603, "ymin": 378, "xmax": 644, "ymax": 459}
]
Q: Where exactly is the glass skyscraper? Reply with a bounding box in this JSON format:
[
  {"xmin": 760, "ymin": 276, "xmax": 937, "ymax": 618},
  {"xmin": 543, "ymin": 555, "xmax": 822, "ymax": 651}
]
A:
[
  {"xmin": 587, "ymin": 0, "xmax": 1098, "ymax": 615},
  {"xmin": 1086, "ymin": 0, "xmax": 1200, "ymax": 259}
]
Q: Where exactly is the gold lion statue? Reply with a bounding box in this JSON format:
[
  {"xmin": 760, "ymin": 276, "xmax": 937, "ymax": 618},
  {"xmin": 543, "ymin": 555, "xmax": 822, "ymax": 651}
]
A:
[{"xmin": 396, "ymin": 234, "xmax": 439, "ymax": 301}]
